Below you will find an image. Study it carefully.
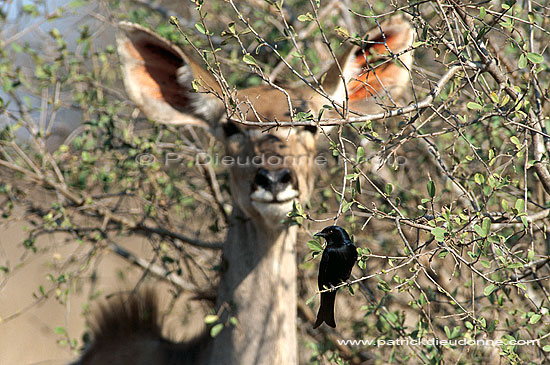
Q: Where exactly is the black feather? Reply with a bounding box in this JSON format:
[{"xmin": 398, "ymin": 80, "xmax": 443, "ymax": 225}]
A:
[{"xmin": 313, "ymin": 226, "xmax": 357, "ymax": 329}]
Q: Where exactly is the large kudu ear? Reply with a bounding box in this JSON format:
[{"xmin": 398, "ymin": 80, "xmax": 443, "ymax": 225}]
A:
[
  {"xmin": 323, "ymin": 16, "xmax": 414, "ymax": 113},
  {"xmin": 116, "ymin": 21, "xmax": 225, "ymax": 128}
]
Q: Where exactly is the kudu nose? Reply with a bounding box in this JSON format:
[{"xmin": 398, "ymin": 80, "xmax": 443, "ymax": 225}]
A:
[{"xmin": 254, "ymin": 168, "xmax": 295, "ymax": 195}]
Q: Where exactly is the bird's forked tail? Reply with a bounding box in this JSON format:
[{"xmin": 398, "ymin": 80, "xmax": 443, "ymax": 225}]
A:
[{"xmin": 314, "ymin": 291, "xmax": 336, "ymax": 328}]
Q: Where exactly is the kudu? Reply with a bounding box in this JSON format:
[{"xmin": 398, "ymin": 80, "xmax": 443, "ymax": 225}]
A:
[{"xmin": 76, "ymin": 16, "xmax": 414, "ymax": 365}]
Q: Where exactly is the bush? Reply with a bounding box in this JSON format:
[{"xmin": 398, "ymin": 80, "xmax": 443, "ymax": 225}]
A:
[{"xmin": 1, "ymin": 0, "xmax": 549, "ymax": 363}]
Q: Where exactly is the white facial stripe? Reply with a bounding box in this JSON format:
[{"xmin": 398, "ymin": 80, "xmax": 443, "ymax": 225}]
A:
[
  {"xmin": 275, "ymin": 185, "xmax": 299, "ymax": 202},
  {"xmin": 251, "ymin": 199, "xmax": 296, "ymax": 221},
  {"xmin": 250, "ymin": 189, "xmax": 274, "ymax": 203},
  {"xmin": 250, "ymin": 186, "xmax": 298, "ymax": 203}
]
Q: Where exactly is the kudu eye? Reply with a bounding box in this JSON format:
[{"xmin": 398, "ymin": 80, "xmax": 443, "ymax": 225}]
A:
[{"xmin": 223, "ymin": 121, "xmax": 242, "ymax": 137}]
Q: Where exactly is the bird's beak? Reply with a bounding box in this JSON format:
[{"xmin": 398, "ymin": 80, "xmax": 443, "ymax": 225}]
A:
[{"xmin": 314, "ymin": 232, "xmax": 326, "ymax": 238}]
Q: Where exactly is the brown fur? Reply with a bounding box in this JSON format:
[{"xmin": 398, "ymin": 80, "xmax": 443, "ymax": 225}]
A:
[{"xmin": 76, "ymin": 290, "xmax": 209, "ymax": 365}]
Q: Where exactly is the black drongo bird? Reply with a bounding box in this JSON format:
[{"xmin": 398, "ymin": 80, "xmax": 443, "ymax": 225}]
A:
[{"xmin": 313, "ymin": 225, "xmax": 358, "ymax": 329}]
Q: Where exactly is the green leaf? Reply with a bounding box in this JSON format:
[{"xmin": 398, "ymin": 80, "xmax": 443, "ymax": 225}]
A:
[
  {"xmin": 479, "ymin": 317, "xmax": 487, "ymax": 328},
  {"xmin": 467, "ymin": 102, "xmax": 482, "ymax": 110},
  {"xmin": 530, "ymin": 314, "xmax": 541, "ymax": 324},
  {"xmin": 500, "ymin": 19, "xmax": 513, "ymax": 29},
  {"xmin": 204, "ymin": 314, "xmax": 218, "ymax": 324},
  {"xmin": 356, "ymin": 146, "xmax": 364, "ymax": 162},
  {"xmin": 69, "ymin": 0, "xmax": 87, "ymax": 8},
  {"xmin": 417, "ymin": 293, "xmax": 426, "ymax": 305},
  {"xmin": 432, "ymin": 227, "xmax": 446, "ymax": 242},
  {"xmin": 479, "ymin": 6, "xmax": 486, "ymax": 19},
  {"xmin": 449, "ymin": 326, "xmax": 460, "ymax": 339},
  {"xmin": 297, "ymin": 13, "xmax": 314, "ymax": 22},
  {"xmin": 22, "ymin": 4, "xmax": 38, "ymax": 15},
  {"xmin": 543, "ymin": 345, "xmax": 550, "ymax": 352},
  {"xmin": 515, "ymin": 198, "xmax": 525, "ymax": 212},
  {"xmin": 342, "ymin": 200, "xmax": 353, "ymax": 213},
  {"xmin": 294, "ymin": 111, "xmax": 314, "ymax": 122},
  {"xmin": 487, "ymin": 319, "xmax": 497, "ymax": 333},
  {"xmin": 427, "ymin": 180, "xmax": 436, "ymax": 198},
  {"xmin": 210, "ymin": 323, "xmax": 224, "ymax": 337},
  {"xmin": 500, "ymin": 94, "xmax": 510, "ymax": 106},
  {"xmin": 474, "ymin": 173, "xmax": 485, "ymax": 184},
  {"xmin": 484, "ymin": 284, "xmax": 496, "ymax": 296},
  {"xmin": 518, "ymin": 54, "xmax": 527, "ymax": 69},
  {"xmin": 335, "ymin": 26, "xmax": 349, "ymax": 38},
  {"xmin": 307, "ymin": 239, "xmax": 323, "ymax": 252},
  {"xmin": 50, "ymin": 29, "xmax": 61, "ymax": 41},
  {"xmin": 482, "ymin": 217, "xmax": 491, "ymax": 236},
  {"xmin": 360, "ymin": 247, "xmax": 371, "ymax": 255},
  {"xmin": 54, "ymin": 326, "xmax": 66, "ymax": 335},
  {"xmin": 377, "ymin": 280, "xmax": 391, "ymax": 292},
  {"xmin": 169, "ymin": 16, "xmax": 179, "ymax": 26},
  {"xmin": 227, "ymin": 22, "xmax": 236, "ymax": 35},
  {"xmin": 242, "ymin": 54, "xmax": 257, "ymax": 66},
  {"xmin": 501, "ymin": 199, "xmax": 509, "ymax": 211},
  {"xmin": 385, "ymin": 183, "xmax": 393, "ymax": 196},
  {"xmin": 385, "ymin": 312, "xmax": 398, "ymax": 324},
  {"xmin": 474, "ymin": 224, "xmax": 487, "ymax": 238},
  {"xmin": 507, "ymin": 262, "xmax": 523, "ymax": 269},
  {"xmin": 11, "ymin": 43, "xmax": 23, "ymax": 53},
  {"xmin": 526, "ymin": 52, "xmax": 544, "ymax": 64},
  {"xmin": 510, "ymin": 136, "xmax": 521, "ymax": 148},
  {"xmin": 195, "ymin": 23, "xmax": 207, "ymax": 35}
]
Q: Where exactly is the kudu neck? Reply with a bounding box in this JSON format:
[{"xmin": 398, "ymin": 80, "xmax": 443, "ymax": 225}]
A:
[{"xmin": 208, "ymin": 207, "xmax": 298, "ymax": 365}]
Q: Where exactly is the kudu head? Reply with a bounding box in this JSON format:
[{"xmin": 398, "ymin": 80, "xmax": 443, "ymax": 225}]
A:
[{"xmin": 116, "ymin": 18, "xmax": 414, "ymax": 230}]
